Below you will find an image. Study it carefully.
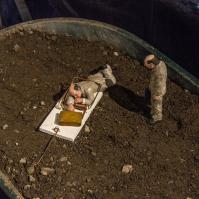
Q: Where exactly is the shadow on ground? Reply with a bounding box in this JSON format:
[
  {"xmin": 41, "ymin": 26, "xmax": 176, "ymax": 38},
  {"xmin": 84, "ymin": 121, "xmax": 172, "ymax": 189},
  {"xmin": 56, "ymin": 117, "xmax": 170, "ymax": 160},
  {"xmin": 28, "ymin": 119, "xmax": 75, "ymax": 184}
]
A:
[{"xmin": 108, "ymin": 84, "xmax": 150, "ymax": 118}]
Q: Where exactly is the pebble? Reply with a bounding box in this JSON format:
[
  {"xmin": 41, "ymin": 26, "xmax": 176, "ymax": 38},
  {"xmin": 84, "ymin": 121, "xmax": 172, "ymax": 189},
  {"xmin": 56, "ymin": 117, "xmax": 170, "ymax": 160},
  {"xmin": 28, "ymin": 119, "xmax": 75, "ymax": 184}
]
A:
[
  {"xmin": 184, "ymin": 89, "xmax": 189, "ymax": 93},
  {"xmin": 28, "ymin": 175, "xmax": 36, "ymax": 182},
  {"xmin": 186, "ymin": 197, "xmax": 192, "ymax": 199},
  {"xmin": 6, "ymin": 166, "xmax": 11, "ymax": 174},
  {"xmin": 113, "ymin": 51, "xmax": 119, "ymax": 56},
  {"xmin": 32, "ymin": 78, "xmax": 37, "ymax": 82},
  {"xmin": 168, "ymin": 180, "xmax": 174, "ymax": 184},
  {"xmin": 84, "ymin": 125, "xmax": 90, "ymax": 133},
  {"xmin": 19, "ymin": 157, "xmax": 27, "ymax": 164},
  {"xmin": 91, "ymin": 151, "xmax": 97, "ymax": 157},
  {"xmin": 40, "ymin": 101, "xmax": 45, "ymax": 106},
  {"xmin": 67, "ymin": 161, "xmax": 72, "ymax": 165},
  {"xmin": 122, "ymin": 164, "xmax": 134, "ymax": 174},
  {"xmin": 13, "ymin": 129, "xmax": 20, "ymax": 133},
  {"xmin": 24, "ymin": 184, "xmax": 31, "ymax": 190},
  {"xmin": 33, "ymin": 105, "xmax": 37, "ymax": 109},
  {"xmin": 15, "ymin": 142, "xmax": 19, "ymax": 146},
  {"xmin": 88, "ymin": 189, "xmax": 94, "ymax": 194},
  {"xmin": 27, "ymin": 166, "xmax": 35, "ymax": 175},
  {"xmin": 59, "ymin": 157, "xmax": 68, "ymax": 162},
  {"xmin": 13, "ymin": 44, "xmax": 20, "ymax": 52},
  {"xmin": 2, "ymin": 124, "xmax": 8, "ymax": 130},
  {"xmin": 40, "ymin": 167, "xmax": 55, "ymax": 176}
]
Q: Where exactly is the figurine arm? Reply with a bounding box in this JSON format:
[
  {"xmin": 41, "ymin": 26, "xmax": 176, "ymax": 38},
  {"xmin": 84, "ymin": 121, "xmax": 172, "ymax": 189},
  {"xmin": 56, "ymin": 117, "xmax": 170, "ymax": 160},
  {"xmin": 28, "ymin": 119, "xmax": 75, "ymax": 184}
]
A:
[{"xmin": 81, "ymin": 88, "xmax": 95, "ymax": 106}]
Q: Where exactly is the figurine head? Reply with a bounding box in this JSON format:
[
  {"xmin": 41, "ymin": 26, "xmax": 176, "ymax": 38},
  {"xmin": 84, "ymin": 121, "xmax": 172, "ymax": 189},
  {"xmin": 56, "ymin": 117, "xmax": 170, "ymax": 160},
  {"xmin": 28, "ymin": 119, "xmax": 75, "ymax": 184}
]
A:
[
  {"xmin": 144, "ymin": 54, "xmax": 160, "ymax": 69},
  {"xmin": 69, "ymin": 83, "xmax": 82, "ymax": 98}
]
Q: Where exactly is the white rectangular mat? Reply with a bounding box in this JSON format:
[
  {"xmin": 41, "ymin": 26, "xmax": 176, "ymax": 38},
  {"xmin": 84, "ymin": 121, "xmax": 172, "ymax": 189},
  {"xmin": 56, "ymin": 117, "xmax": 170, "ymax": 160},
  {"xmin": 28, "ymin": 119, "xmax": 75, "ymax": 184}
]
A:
[{"xmin": 39, "ymin": 92, "xmax": 103, "ymax": 142}]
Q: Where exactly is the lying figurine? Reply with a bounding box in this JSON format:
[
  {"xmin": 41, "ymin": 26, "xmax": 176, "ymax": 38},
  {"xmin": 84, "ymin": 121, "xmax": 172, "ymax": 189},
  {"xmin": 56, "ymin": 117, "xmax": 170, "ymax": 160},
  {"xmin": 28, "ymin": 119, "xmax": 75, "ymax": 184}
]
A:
[
  {"xmin": 144, "ymin": 54, "xmax": 167, "ymax": 124},
  {"xmin": 62, "ymin": 64, "xmax": 116, "ymax": 112}
]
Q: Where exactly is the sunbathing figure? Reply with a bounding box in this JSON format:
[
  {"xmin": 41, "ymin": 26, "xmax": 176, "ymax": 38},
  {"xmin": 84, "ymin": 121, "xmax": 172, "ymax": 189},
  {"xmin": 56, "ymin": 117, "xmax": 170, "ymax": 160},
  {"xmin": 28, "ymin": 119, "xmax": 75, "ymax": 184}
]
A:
[{"xmin": 57, "ymin": 64, "xmax": 116, "ymax": 112}]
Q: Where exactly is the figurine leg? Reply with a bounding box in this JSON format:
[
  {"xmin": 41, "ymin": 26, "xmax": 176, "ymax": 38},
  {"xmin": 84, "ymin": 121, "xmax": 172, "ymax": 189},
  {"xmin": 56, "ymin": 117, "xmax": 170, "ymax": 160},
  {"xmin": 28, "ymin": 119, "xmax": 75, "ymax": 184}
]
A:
[{"xmin": 150, "ymin": 96, "xmax": 163, "ymax": 123}]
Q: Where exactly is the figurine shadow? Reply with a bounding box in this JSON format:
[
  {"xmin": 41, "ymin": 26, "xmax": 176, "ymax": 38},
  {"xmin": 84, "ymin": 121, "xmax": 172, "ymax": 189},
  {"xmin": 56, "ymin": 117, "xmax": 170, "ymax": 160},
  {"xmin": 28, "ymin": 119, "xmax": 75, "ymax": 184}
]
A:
[{"xmin": 108, "ymin": 84, "xmax": 150, "ymax": 118}]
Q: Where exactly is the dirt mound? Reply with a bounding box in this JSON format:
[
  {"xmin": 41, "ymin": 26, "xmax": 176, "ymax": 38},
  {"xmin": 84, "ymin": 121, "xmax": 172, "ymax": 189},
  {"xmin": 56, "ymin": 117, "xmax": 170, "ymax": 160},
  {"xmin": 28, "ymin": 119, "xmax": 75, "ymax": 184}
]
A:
[{"xmin": 0, "ymin": 30, "xmax": 198, "ymax": 199}]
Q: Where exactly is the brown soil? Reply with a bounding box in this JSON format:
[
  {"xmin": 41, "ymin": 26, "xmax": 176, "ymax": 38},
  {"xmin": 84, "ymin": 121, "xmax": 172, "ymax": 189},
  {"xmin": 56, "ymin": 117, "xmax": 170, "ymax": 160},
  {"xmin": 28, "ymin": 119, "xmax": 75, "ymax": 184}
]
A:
[{"xmin": 0, "ymin": 30, "xmax": 198, "ymax": 199}]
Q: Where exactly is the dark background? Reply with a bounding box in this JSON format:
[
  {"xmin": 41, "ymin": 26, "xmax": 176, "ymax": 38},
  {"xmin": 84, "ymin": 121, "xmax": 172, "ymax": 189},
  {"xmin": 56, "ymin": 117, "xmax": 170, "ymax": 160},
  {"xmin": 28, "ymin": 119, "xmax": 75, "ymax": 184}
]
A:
[{"xmin": 0, "ymin": 0, "xmax": 199, "ymax": 78}]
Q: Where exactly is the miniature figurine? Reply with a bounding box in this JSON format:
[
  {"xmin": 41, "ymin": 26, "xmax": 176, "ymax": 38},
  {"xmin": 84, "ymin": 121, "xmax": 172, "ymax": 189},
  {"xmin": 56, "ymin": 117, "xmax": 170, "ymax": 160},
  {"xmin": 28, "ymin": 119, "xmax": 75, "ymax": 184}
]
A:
[
  {"xmin": 64, "ymin": 64, "xmax": 116, "ymax": 111},
  {"xmin": 144, "ymin": 54, "xmax": 167, "ymax": 123}
]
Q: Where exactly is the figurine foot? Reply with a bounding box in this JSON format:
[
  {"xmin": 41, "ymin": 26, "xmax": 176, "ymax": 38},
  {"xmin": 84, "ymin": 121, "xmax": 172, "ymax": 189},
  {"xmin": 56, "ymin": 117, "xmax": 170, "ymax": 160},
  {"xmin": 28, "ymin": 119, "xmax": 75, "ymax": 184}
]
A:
[{"xmin": 149, "ymin": 118, "xmax": 162, "ymax": 124}]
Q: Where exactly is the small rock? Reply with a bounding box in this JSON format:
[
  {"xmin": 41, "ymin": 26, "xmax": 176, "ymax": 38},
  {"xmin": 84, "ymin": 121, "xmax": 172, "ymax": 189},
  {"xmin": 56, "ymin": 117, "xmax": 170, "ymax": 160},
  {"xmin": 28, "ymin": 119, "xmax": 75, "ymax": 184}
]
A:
[
  {"xmin": 84, "ymin": 125, "xmax": 90, "ymax": 133},
  {"xmin": 28, "ymin": 175, "xmax": 36, "ymax": 182},
  {"xmin": 59, "ymin": 157, "xmax": 68, "ymax": 162},
  {"xmin": 168, "ymin": 180, "xmax": 174, "ymax": 184},
  {"xmin": 20, "ymin": 158, "xmax": 27, "ymax": 164},
  {"xmin": 122, "ymin": 164, "xmax": 134, "ymax": 174},
  {"xmin": 32, "ymin": 78, "xmax": 37, "ymax": 82},
  {"xmin": 32, "ymin": 105, "xmax": 37, "ymax": 109},
  {"xmin": 13, "ymin": 44, "xmax": 20, "ymax": 52},
  {"xmin": 2, "ymin": 124, "xmax": 8, "ymax": 130},
  {"xmin": 24, "ymin": 184, "xmax": 31, "ymax": 190},
  {"xmin": 33, "ymin": 50, "xmax": 36, "ymax": 54},
  {"xmin": 40, "ymin": 167, "xmax": 55, "ymax": 176},
  {"xmin": 13, "ymin": 129, "xmax": 20, "ymax": 133},
  {"xmin": 91, "ymin": 151, "xmax": 96, "ymax": 157},
  {"xmin": 88, "ymin": 189, "xmax": 94, "ymax": 194},
  {"xmin": 113, "ymin": 51, "xmax": 119, "ymax": 56},
  {"xmin": 40, "ymin": 101, "xmax": 45, "ymax": 106},
  {"xmin": 184, "ymin": 89, "xmax": 189, "ymax": 93},
  {"xmin": 27, "ymin": 166, "xmax": 35, "ymax": 175},
  {"xmin": 15, "ymin": 142, "xmax": 19, "ymax": 146},
  {"xmin": 67, "ymin": 161, "xmax": 71, "ymax": 165},
  {"xmin": 186, "ymin": 197, "xmax": 192, "ymax": 199}
]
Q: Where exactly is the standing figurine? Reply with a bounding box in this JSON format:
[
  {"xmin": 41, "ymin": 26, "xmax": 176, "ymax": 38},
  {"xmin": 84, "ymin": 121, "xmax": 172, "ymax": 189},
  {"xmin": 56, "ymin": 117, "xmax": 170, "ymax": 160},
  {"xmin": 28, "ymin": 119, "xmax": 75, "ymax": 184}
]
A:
[
  {"xmin": 62, "ymin": 64, "xmax": 116, "ymax": 111},
  {"xmin": 144, "ymin": 54, "xmax": 167, "ymax": 124}
]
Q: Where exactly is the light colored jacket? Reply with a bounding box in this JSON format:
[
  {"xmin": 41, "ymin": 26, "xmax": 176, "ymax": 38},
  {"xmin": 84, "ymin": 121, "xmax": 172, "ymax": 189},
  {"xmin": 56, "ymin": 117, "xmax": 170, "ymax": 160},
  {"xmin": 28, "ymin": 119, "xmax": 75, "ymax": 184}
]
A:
[{"xmin": 149, "ymin": 61, "xmax": 167, "ymax": 96}]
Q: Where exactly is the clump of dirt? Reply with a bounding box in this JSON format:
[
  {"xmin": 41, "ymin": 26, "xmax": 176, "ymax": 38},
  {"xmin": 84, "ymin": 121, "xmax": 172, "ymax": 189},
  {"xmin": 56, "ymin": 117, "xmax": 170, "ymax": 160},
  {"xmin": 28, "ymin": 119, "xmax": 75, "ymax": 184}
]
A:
[{"xmin": 0, "ymin": 30, "xmax": 198, "ymax": 199}]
